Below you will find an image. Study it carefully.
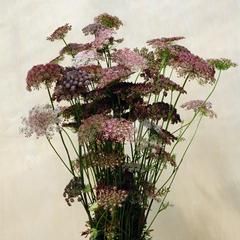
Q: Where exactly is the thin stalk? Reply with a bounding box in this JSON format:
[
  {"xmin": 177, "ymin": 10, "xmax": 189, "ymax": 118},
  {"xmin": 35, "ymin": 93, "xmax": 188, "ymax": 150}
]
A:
[
  {"xmin": 46, "ymin": 137, "xmax": 73, "ymax": 175},
  {"xmin": 147, "ymin": 114, "xmax": 203, "ymax": 230}
]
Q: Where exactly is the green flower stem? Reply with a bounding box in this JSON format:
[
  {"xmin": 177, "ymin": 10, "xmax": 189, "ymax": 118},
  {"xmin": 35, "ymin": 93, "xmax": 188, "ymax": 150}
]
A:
[
  {"xmin": 165, "ymin": 74, "xmax": 189, "ymax": 130},
  {"xmin": 170, "ymin": 70, "xmax": 221, "ymax": 155},
  {"xmin": 147, "ymin": 71, "xmax": 222, "ymax": 228},
  {"xmin": 147, "ymin": 114, "xmax": 204, "ymax": 231},
  {"xmin": 46, "ymin": 137, "xmax": 73, "ymax": 175},
  {"xmin": 134, "ymin": 72, "xmax": 141, "ymax": 83},
  {"xmin": 45, "ymin": 85, "xmax": 76, "ymax": 177},
  {"xmin": 61, "ymin": 38, "xmax": 74, "ymax": 58},
  {"xmin": 61, "ymin": 127, "xmax": 79, "ymax": 157}
]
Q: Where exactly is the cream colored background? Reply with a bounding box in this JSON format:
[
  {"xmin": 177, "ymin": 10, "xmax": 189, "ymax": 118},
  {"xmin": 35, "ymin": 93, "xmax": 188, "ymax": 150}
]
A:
[{"xmin": 1, "ymin": 0, "xmax": 240, "ymax": 239}]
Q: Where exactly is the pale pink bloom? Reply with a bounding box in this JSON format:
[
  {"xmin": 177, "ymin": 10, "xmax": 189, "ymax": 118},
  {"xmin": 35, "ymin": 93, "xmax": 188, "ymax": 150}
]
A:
[
  {"xmin": 20, "ymin": 105, "xmax": 62, "ymax": 138},
  {"xmin": 72, "ymin": 49, "xmax": 101, "ymax": 67},
  {"xmin": 102, "ymin": 118, "xmax": 134, "ymax": 142},
  {"xmin": 172, "ymin": 51, "xmax": 215, "ymax": 84},
  {"xmin": 92, "ymin": 28, "xmax": 115, "ymax": 48},
  {"xmin": 97, "ymin": 65, "xmax": 132, "ymax": 88},
  {"xmin": 112, "ymin": 48, "xmax": 147, "ymax": 71},
  {"xmin": 181, "ymin": 100, "xmax": 217, "ymax": 118}
]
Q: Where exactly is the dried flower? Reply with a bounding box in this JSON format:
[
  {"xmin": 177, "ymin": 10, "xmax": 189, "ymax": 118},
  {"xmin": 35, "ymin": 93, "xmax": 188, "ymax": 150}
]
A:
[
  {"xmin": 26, "ymin": 64, "xmax": 63, "ymax": 91},
  {"xmin": 112, "ymin": 48, "xmax": 147, "ymax": 71},
  {"xmin": 98, "ymin": 65, "xmax": 132, "ymax": 88},
  {"xmin": 47, "ymin": 23, "xmax": 72, "ymax": 41},
  {"xmin": 94, "ymin": 13, "xmax": 123, "ymax": 30},
  {"xmin": 101, "ymin": 118, "xmax": 134, "ymax": 142},
  {"xmin": 171, "ymin": 51, "xmax": 215, "ymax": 84},
  {"xmin": 181, "ymin": 100, "xmax": 217, "ymax": 118},
  {"xmin": 20, "ymin": 104, "xmax": 62, "ymax": 138},
  {"xmin": 207, "ymin": 58, "xmax": 237, "ymax": 71},
  {"xmin": 96, "ymin": 186, "xmax": 128, "ymax": 210}
]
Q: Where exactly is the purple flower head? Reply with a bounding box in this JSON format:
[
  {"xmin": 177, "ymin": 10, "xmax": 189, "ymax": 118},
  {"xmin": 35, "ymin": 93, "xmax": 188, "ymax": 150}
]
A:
[{"xmin": 53, "ymin": 68, "xmax": 94, "ymax": 101}]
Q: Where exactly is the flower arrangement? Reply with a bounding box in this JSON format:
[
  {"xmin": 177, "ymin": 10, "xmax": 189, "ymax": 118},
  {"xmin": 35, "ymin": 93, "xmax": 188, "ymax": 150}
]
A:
[{"xmin": 21, "ymin": 13, "xmax": 236, "ymax": 240}]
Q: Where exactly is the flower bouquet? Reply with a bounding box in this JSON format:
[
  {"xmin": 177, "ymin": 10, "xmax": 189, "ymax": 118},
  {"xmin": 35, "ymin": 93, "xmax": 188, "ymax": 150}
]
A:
[{"xmin": 21, "ymin": 13, "xmax": 236, "ymax": 240}]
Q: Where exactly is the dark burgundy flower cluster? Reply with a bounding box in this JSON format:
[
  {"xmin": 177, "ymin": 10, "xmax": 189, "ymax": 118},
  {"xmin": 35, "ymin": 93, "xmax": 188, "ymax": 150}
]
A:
[{"xmin": 129, "ymin": 102, "xmax": 181, "ymax": 124}]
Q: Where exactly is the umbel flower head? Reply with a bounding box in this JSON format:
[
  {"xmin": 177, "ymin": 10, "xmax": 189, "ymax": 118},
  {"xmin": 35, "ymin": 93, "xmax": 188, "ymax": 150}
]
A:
[
  {"xmin": 112, "ymin": 48, "xmax": 147, "ymax": 71},
  {"xmin": 47, "ymin": 23, "xmax": 72, "ymax": 41},
  {"xmin": 181, "ymin": 100, "xmax": 217, "ymax": 118},
  {"xmin": 20, "ymin": 104, "xmax": 62, "ymax": 138},
  {"xmin": 79, "ymin": 115, "xmax": 134, "ymax": 143},
  {"xmin": 26, "ymin": 63, "xmax": 63, "ymax": 91},
  {"xmin": 96, "ymin": 186, "xmax": 128, "ymax": 211},
  {"xmin": 101, "ymin": 118, "xmax": 134, "ymax": 142},
  {"xmin": 94, "ymin": 13, "xmax": 123, "ymax": 30},
  {"xmin": 207, "ymin": 58, "xmax": 237, "ymax": 71},
  {"xmin": 171, "ymin": 51, "xmax": 215, "ymax": 84}
]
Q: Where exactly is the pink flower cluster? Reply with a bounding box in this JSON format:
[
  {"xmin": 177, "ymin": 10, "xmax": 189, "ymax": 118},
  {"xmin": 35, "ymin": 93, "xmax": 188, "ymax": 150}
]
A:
[
  {"xmin": 92, "ymin": 28, "xmax": 115, "ymax": 49},
  {"xmin": 72, "ymin": 49, "xmax": 101, "ymax": 67},
  {"xmin": 172, "ymin": 51, "xmax": 215, "ymax": 84},
  {"xmin": 98, "ymin": 65, "xmax": 132, "ymax": 88},
  {"xmin": 26, "ymin": 64, "xmax": 63, "ymax": 91},
  {"xmin": 78, "ymin": 114, "xmax": 109, "ymax": 143},
  {"xmin": 101, "ymin": 118, "xmax": 134, "ymax": 142},
  {"xmin": 181, "ymin": 100, "xmax": 217, "ymax": 118},
  {"xmin": 20, "ymin": 104, "xmax": 62, "ymax": 138},
  {"xmin": 112, "ymin": 48, "xmax": 147, "ymax": 71},
  {"xmin": 96, "ymin": 186, "xmax": 128, "ymax": 210}
]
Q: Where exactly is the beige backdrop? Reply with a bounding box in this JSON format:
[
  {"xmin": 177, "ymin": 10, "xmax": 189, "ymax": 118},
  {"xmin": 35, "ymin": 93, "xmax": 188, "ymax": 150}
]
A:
[{"xmin": 1, "ymin": 0, "xmax": 240, "ymax": 239}]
